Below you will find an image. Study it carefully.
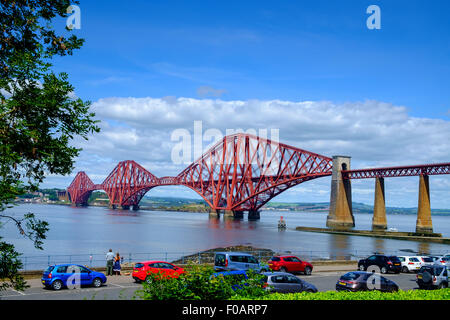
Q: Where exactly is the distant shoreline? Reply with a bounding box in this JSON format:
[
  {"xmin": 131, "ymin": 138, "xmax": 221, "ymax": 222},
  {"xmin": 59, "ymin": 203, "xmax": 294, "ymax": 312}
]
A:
[{"xmin": 13, "ymin": 200, "xmax": 450, "ymax": 216}]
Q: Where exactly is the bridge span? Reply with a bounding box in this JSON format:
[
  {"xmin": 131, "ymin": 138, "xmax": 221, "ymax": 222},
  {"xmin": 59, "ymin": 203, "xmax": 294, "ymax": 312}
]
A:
[{"xmin": 66, "ymin": 133, "xmax": 450, "ymax": 234}]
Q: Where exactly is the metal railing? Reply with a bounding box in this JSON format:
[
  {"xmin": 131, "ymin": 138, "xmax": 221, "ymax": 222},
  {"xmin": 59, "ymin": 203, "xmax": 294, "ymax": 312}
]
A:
[{"xmin": 17, "ymin": 249, "xmax": 450, "ymax": 271}]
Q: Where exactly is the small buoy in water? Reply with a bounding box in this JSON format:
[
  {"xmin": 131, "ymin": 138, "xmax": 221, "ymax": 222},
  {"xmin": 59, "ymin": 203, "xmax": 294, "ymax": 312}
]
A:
[{"xmin": 278, "ymin": 216, "xmax": 286, "ymax": 229}]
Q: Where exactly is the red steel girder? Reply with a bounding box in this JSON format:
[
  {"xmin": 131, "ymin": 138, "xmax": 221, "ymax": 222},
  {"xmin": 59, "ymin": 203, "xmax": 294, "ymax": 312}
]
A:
[
  {"xmin": 101, "ymin": 160, "xmax": 159, "ymax": 206},
  {"xmin": 342, "ymin": 162, "xmax": 450, "ymax": 179},
  {"xmin": 67, "ymin": 171, "xmax": 97, "ymax": 205},
  {"xmin": 176, "ymin": 133, "xmax": 333, "ymax": 211}
]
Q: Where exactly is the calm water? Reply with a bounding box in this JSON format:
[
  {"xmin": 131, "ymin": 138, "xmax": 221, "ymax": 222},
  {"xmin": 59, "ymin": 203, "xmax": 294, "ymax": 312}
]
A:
[{"xmin": 2, "ymin": 204, "xmax": 450, "ymax": 268}]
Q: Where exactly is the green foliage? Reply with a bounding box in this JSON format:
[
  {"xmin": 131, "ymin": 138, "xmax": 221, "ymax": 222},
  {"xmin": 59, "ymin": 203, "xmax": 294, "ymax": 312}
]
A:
[
  {"xmin": 136, "ymin": 265, "xmax": 269, "ymax": 300},
  {"xmin": 231, "ymin": 289, "xmax": 450, "ymax": 300},
  {"xmin": 0, "ymin": 0, "xmax": 99, "ymax": 292}
]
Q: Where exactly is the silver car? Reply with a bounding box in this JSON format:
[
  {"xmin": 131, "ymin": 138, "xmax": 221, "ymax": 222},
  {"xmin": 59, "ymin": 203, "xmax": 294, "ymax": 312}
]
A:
[
  {"xmin": 434, "ymin": 256, "xmax": 450, "ymax": 268},
  {"xmin": 262, "ymin": 272, "xmax": 317, "ymax": 293}
]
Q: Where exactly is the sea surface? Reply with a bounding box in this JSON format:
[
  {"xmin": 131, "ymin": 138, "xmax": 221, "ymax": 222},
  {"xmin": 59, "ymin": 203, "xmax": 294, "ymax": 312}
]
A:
[{"xmin": 2, "ymin": 204, "xmax": 449, "ymax": 269}]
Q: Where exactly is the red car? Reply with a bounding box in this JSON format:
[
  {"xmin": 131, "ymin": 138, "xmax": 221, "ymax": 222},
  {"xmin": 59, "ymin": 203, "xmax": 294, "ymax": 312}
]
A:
[
  {"xmin": 132, "ymin": 261, "xmax": 185, "ymax": 283},
  {"xmin": 268, "ymin": 256, "xmax": 313, "ymax": 275}
]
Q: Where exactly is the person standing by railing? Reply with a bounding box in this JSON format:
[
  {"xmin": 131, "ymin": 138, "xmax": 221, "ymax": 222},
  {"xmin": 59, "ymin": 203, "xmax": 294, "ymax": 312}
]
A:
[
  {"xmin": 113, "ymin": 252, "xmax": 122, "ymax": 275},
  {"xmin": 106, "ymin": 249, "xmax": 114, "ymax": 276}
]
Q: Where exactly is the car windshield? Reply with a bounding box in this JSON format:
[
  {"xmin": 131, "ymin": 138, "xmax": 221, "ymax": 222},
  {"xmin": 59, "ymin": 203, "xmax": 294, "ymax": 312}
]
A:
[
  {"xmin": 420, "ymin": 266, "xmax": 442, "ymax": 275},
  {"xmin": 44, "ymin": 266, "xmax": 54, "ymax": 273},
  {"xmin": 340, "ymin": 272, "xmax": 361, "ymax": 281},
  {"xmin": 215, "ymin": 254, "xmax": 226, "ymax": 266},
  {"xmin": 388, "ymin": 256, "xmax": 400, "ymax": 262},
  {"xmin": 421, "ymin": 257, "xmax": 433, "ymax": 262},
  {"xmin": 134, "ymin": 263, "xmax": 144, "ymax": 268}
]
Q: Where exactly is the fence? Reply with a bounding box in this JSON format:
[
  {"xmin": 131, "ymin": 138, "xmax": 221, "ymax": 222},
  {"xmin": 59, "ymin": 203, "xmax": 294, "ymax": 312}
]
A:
[{"xmin": 18, "ymin": 249, "xmax": 450, "ymax": 271}]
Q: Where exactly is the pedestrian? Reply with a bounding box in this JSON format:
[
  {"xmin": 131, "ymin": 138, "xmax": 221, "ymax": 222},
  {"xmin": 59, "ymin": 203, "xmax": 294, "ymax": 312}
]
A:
[
  {"xmin": 113, "ymin": 252, "xmax": 122, "ymax": 276},
  {"xmin": 106, "ymin": 249, "xmax": 114, "ymax": 276}
]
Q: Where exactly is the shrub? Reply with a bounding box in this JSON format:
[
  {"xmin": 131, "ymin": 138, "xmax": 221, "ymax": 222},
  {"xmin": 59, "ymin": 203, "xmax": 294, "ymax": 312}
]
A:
[
  {"xmin": 231, "ymin": 289, "xmax": 450, "ymax": 300},
  {"xmin": 136, "ymin": 265, "xmax": 268, "ymax": 300}
]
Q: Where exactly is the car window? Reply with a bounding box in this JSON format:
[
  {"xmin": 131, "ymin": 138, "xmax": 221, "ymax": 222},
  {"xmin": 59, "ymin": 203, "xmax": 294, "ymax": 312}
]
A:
[
  {"xmin": 368, "ymin": 256, "xmax": 377, "ymax": 261},
  {"xmin": 283, "ymin": 257, "xmax": 292, "ymax": 262},
  {"xmin": 421, "ymin": 257, "xmax": 433, "ymax": 262},
  {"xmin": 410, "ymin": 257, "xmax": 420, "ymax": 262},
  {"xmin": 160, "ymin": 263, "xmax": 175, "ymax": 269},
  {"xmin": 271, "ymin": 275, "xmax": 287, "ymax": 283},
  {"xmin": 398, "ymin": 257, "xmax": 405, "ymax": 262},
  {"xmin": 149, "ymin": 263, "xmax": 160, "ymax": 268},
  {"xmin": 230, "ymin": 255, "xmax": 248, "ymax": 263},
  {"xmin": 79, "ymin": 266, "xmax": 90, "ymax": 273},
  {"xmin": 215, "ymin": 254, "xmax": 226, "ymax": 267},
  {"xmin": 286, "ymin": 275, "xmax": 301, "ymax": 284},
  {"xmin": 291, "ymin": 257, "xmax": 301, "ymax": 263},
  {"xmin": 134, "ymin": 263, "xmax": 144, "ymax": 268},
  {"xmin": 56, "ymin": 266, "xmax": 67, "ymax": 273},
  {"xmin": 247, "ymin": 256, "xmax": 258, "ymax": 264}
]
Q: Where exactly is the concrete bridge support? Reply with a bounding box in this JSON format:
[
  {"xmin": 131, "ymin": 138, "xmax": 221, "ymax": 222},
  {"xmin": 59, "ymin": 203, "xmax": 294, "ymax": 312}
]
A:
[
  {"xmin": 224, "ymin": 210, "xmax": 235, "ymax": 219},
  {"xmin": 372, "ymin": 177, "xmax": 387, "ymax": 230},
  {"xmin": 223, "ymin": 210, "xmax": 245, "ymax": 219},
  {"xmin": 209, "ymin": 209, "xmax": 220, "ymax": 218},
  {"xmin": 327, "ymin": 156, "xmax": 355, "ymax": 229},
  {"xmin": 248, "ymin": 210, "xmax": 260, "ymax": 220},
  {"xmin": 416, "ymin": 174, "xmax": 433, "ymax": 234}
]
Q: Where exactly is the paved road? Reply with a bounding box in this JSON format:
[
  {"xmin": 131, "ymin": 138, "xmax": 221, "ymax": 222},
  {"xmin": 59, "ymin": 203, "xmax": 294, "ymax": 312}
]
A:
[{"xmin": 0, "ymin": 270, "xmax": 422, "ymax": 300}]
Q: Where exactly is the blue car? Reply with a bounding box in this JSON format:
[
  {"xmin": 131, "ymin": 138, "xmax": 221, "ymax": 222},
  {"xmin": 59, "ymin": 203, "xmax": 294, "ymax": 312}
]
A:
[{"xmin": 42, "ymin": 264, "xmax": 107, "ymax": 290}]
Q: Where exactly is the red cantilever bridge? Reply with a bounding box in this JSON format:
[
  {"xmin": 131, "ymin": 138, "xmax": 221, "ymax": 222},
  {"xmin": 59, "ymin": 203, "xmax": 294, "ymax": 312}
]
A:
[{"xmin": 67, "ymin": 133, "xmax": 450, "ymax": 231}]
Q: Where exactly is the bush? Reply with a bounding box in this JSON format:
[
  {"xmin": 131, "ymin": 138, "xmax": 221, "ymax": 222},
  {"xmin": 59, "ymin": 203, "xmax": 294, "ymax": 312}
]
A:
[
  {"xmin": 136, "ymin": 265, "xmax": 268, "ymax": 300},
  {"xmin": 231, "ymin": 289, "xmax": 450, "ymax": 300}
]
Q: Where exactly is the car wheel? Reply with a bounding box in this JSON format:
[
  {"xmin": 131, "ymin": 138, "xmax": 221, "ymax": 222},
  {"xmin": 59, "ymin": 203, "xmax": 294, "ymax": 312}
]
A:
[
  {"xmin": 304, "ymin": 267, "xmax": 312, "ymax": 275},
  {"xmin": 52, "ymin": 280, "xmax": 63, "ymax": 291},
  {"xmin": 280, "ymin": 267, "xmax": 287, "ymax": 273},
  {"xmin": 380, "ymin": 267, "xmax": 387, "ymax": 274},
  {"xmin": 92, "ymin": 278, "xmax": 102, "ymax": 288},
  {"xmin": 145, "ymin": 276, "xmax": 153, "ymax": 284},
  {"xmin": 402, "ymin": 266, "xmax": 409, "ymax": 273},
  {"xmin": 358, "ymin": 265, "xmax": 365, "ymax": 271}
]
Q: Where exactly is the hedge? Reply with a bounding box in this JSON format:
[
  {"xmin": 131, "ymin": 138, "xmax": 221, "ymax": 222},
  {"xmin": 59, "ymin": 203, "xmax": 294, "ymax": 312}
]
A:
[{"xmin": 231, "ymin": 289, "xmax": 450, "ymax": 300}]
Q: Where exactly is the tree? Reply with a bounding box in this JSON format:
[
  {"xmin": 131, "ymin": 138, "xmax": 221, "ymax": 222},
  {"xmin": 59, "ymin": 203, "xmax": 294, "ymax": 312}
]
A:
[{"xmin": 0, "ymin": 0, "xmax": 99, "ymax": 291}]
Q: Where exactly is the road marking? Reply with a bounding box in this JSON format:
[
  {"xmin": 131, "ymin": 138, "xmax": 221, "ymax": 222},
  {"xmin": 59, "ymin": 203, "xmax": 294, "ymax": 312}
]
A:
[{"xmin": 10, "ymin": 289, "xmax": 26, "ymax": 296}]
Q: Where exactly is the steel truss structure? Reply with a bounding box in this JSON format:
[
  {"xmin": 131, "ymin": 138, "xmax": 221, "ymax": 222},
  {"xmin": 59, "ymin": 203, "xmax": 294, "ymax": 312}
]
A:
[{"xmin": 67, "ymin": 133, "xmax": 450, "ymax": 211}]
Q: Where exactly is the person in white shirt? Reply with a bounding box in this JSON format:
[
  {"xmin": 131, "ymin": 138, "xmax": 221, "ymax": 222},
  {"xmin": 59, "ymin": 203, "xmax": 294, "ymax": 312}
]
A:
[{"xmin": 106, "ymin": 249, "xmax": 114, "ymax": 276}]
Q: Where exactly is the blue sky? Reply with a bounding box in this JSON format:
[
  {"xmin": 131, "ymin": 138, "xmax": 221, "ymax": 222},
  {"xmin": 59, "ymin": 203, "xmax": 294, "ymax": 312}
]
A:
[
  {"xmin": 52, "ymin": 0, "xmax": 450, "ymax": 118},
  {"xmin": 44, "ymin": 1, "xmax": 450, "ymax": 207}
]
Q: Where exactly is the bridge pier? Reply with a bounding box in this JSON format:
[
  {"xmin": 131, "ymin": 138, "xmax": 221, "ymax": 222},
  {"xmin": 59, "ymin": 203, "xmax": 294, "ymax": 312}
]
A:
[
  {"xmin": 209, "ymin": 209, "xmax": 220, "ymax": 218},
  {"xmin": 132, "ymin": 205, "xmax": 140, "ymax": 211},
  {"xmin": 327, "ymin": 156, "xmax": 355, "ymax": 230},
  {"xmin": 416, "ymin": 174, "xmax": 433, "ymax": 234},
  {"xmin": 248, "ymin": 210, "xmax": 260, "ymax": 220},
  {"xmin": 109, "ymin": 204, "xmax": 117, "ymax": 210},
  {"xmin": 234, "ymin": 210, "xmax": 244, "ymax": 219},
  {"xmin": 372, "ymin": 177, "xmax": 387, "ymax": 230}
]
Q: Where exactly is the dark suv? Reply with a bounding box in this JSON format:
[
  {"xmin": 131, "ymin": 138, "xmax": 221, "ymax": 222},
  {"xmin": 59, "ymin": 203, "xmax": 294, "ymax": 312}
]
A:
[
  {"xmin": 358, "ymin": 255, "xmax": 402, "ymax": 274},
  {"xmin": 416, "ymin": 265, "xmax": 448, "ymax": 289}
]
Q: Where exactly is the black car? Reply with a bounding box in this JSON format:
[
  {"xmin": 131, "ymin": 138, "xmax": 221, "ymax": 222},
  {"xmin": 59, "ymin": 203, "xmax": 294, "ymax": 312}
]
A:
[
  {"xmin": 357, "ymin": 255, "xmax": 402, "ymax": 274},
  {"xmin": 336, "ymin": 271, "xmax": 399, "ymax": 292}
]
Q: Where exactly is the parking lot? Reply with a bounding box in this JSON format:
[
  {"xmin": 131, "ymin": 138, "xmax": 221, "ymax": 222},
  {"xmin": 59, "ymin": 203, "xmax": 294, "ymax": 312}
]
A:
[{"xmin": 0, "ymin": 268, "xmax": 424, "ymax": 300}]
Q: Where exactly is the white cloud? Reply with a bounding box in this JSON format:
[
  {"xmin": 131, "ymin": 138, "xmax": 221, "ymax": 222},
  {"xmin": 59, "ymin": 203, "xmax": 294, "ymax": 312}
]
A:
[{"xmin": 42, "ymin": 97, "xmax": 450, "ymax": 207}]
